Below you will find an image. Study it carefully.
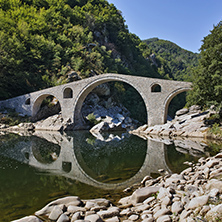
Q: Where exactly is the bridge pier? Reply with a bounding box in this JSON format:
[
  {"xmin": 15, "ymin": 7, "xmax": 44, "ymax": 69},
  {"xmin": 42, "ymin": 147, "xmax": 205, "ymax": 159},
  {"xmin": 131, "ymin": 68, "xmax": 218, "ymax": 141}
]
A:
[{"xmin": 147, "ymin": 95, "xmax": 166, "ymax": 127}]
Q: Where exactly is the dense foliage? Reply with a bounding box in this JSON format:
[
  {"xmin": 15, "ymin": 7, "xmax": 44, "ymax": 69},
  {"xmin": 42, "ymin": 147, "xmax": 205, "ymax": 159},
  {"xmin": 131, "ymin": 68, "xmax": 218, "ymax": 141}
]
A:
[
  {"xmin": 0, "ymin": 0, "xmax": 160, "ymax": 100},
  {"xmin": 187, "ymin": 21, "xmax": 222, "ymax": 109},
  {"xmin": 143, "ymin": 38, "xmax": 200, "ymax": 81}
]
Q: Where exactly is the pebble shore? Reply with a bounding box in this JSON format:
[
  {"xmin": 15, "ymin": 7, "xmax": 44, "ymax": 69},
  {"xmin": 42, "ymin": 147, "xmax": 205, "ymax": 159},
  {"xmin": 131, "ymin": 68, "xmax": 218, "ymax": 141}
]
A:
[{"xmin": 13, "ymin": 151, "xmax": 222, "ymax": 222}]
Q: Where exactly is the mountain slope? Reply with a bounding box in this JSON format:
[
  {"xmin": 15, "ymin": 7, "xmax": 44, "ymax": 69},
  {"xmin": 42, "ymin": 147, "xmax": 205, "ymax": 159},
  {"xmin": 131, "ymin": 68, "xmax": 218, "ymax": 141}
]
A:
[
  {"xmin": 0, "ymin": 0, "xmax": 160, "ymax": 100},
  {"xmin": 143, "ymin": 38, "xmax": 200, "ymax": 81}
]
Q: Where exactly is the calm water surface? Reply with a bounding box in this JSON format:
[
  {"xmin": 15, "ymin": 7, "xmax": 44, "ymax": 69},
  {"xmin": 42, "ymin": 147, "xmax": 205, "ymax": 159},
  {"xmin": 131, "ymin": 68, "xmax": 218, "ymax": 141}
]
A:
[{"xmin": 0, "ymin": 131, "xmax": 211, "ymax": 221}]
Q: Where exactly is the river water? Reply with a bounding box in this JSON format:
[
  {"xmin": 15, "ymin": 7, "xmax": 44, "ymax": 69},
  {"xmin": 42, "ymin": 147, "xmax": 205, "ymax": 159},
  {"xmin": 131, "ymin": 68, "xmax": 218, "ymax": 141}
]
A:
[{"xmin": 0, "ymin": 131, "xmax": 215, "ymax": 221}]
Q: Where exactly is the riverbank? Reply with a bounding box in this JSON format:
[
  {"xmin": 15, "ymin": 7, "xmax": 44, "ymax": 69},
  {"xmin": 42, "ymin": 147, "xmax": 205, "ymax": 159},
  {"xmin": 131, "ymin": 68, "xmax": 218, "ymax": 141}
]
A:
[
  {"xmin": 13, "ymin": 150, "xmax": 222, "ymax": 222},
  {"xmin": 130, "ymin": 105, "xmax": 222, "ymax": 140},
  {"xmin": 1, "ymin": 105, "xmax": 221, "ymax": 140}
]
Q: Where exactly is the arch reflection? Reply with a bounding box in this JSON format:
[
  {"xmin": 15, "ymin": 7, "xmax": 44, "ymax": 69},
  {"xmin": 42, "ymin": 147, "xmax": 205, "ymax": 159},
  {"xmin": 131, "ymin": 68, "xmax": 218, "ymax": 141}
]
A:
[{"xmin": 0, "ymin": 131, "xmax": 208, "ymax": 190}]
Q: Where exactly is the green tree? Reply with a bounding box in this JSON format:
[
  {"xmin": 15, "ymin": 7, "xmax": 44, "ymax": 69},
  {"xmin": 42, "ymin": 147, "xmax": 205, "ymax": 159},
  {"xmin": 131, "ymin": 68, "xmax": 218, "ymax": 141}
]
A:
[
  {"xmin": 187, "ymin": 21, "xmax": 222, "ymax": 108},
  {"xmin": 0, "ymin": 0, "xmax": 161, "ymax": 100}
]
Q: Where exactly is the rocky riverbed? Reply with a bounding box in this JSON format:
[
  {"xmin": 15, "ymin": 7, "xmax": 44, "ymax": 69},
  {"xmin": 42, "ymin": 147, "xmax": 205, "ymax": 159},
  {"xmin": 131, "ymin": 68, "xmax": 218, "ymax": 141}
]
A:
[
  {"xmin": 130, "ymin": 105, "xmax": 222, "ymax": 140},
  {"xmin": 13, "ymin": 151, "xmax": 222, "ymax": 222}
]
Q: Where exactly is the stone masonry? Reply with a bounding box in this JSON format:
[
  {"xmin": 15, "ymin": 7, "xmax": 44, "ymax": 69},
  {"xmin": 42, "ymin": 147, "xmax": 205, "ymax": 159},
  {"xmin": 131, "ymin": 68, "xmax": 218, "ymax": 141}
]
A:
[{"xmin": 0, "ymin": 73, "xmax": 192, "ymax": 127}]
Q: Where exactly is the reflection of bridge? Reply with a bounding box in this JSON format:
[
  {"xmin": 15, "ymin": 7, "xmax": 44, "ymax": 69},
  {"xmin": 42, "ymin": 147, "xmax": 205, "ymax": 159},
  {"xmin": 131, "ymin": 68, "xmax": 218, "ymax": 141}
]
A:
[
  {"xmin": 0, "ymin": 73, "xmax": 191, "ymax": 127},
  {"xmin": 4, "ymin": 132, "xmax": 171, "ymax": 190}
]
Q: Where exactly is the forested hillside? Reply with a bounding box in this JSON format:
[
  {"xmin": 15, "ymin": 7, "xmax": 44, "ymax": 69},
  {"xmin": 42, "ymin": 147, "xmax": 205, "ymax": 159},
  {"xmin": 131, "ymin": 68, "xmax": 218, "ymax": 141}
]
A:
[
  {"xmin": 143, "ymin": 38, "xmax": 200, "ymax": 81},
  {"xmin": 0, "ymin": 0, "xmax": 160, "ymax": 100},
  {"xmin": 187, "ymin": 21, "xmax": 222, "ymax": 109}
]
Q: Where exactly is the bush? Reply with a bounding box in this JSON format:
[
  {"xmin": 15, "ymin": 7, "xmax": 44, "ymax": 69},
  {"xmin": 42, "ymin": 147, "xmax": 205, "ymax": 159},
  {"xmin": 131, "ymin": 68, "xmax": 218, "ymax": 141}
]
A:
[
  {"xmin": 209, "ymin": 123, "xmax": 222, "ymax": 137},
  {"xmin": 86, "ymin": 113, "xmax": 100, "ymax": 126}
]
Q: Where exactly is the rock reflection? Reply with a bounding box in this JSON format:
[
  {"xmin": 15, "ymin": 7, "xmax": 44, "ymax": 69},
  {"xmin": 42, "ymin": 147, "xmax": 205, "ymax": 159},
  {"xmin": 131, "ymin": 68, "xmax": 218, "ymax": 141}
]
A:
[{"xmin": 143, "ymin": 135, "xmax": 208, "ymax": 157}]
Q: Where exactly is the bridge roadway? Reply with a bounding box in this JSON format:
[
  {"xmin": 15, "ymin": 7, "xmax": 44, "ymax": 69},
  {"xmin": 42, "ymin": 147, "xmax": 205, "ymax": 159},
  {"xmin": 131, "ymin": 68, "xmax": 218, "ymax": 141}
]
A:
[
  {"xmin": 2, "ymin": 131, "xmax": 171, "ymax": 190},
  {"xmin": 0, "ymin": 73, "xmax": 192, "ymax": 127}
]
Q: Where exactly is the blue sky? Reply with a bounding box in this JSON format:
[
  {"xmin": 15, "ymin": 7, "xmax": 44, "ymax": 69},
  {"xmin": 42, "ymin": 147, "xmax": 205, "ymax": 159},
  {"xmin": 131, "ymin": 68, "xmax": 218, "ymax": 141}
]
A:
[{"xmin": 107, "ymin": 0, "xmax": 222, "ymax": 53}]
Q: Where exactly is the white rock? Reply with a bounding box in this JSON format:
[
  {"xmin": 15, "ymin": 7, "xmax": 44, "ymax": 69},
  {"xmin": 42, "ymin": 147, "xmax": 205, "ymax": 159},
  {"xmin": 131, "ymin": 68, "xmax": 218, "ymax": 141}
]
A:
[
  {"xmin": 153, "ymin": 205, "xmax": 161, "ymax": 215},
  {"xmin": 176, "ymin": 108, "xmax": 189, "ymax": 117},
  {"xmin": 105, "ymin": 216, "xmax": 120, "ymax": 222},
  {"xmin": 156, "ymin": 215, "xmax": 171, "ymax": 222},
  {"xmin": 206, "ymin": 159, "xmax": 219, "ymax": 168},
  {"xmin": 57, "ymin": 214, "xmax": 69, "ymax": 222},
  {"xmin": 208, "ymin": 188, "xmax": 219, "ymax": 198},
  {"xmin": 179, "ymin": 210, "xmax": 192, "ymax": 221},
  {"xmin": 97, "ymin": 207, "xmax": 120, "ymax": 219},
  {"xmin": 85, "ymin": 211, "xmax": 96, "ymax": 216},
  {"xmin": 128, "ymin": 214, "xmax": 139, "ymax": 221},
  {"xmin": 203, "ymin": 167, "xmax": 210, "ymax": 178},
  {"xmin": 131, "ymin": 186, "xmax": 160, "ymax": 205},
  {"xmin": 171, "ymin": 201, "xmax": 183, "ymax": 214},
  {"xmin": 71, "ymin": 212, "xmax": 81, "ymax": 222},
  {"xmin": 141, "ymin": 176, "xmax": 152, "ymax": 185},
  {"xmin": 120, "ymin": 208, "xmax": 132, "ymax": 216},
  {"xmin": 35, "ymin": 196, "xmax": 81, "ymax": 216},
  {"xmin": 118, "ymin": 196, "xmax": 132, "ymax": 205},
  {"xmin": 199, "ymin": 205, "xmax": 210, "ymax": 216},
  {"xmin": 132, "ymin": 204, "xmax": 150, "ymax": 213},
  {"xmin": 186, "ymin": 217, "xmax": 195, "ymax": 222},
  {"xmin": 205, "ymin": 204, "xmax": 222, "ymax": 221},
  {"xmin": 205, "ymin": 179, "xmax": 222, "ymax": 193},
  {"xmin": 141, "ymin": 214, "xmax": 153, "ymax": 220},
  {"xmin": 142, "ymin": 218, "xmax": 154, "ymax": 222},
  {"xmin": 85, "ymin": 214, "xmax": 103, "ymax": 222},
  {"xmin": 67, "ymin": 205, "xmax": 86, "ymax": 213},
  {"xmin": 186, "ymin": 195, "xmax": 209, "ymax": 210},
  {"xmin": 209, "ymin": 168, "xmax": 222, "ymax": 179},
  {"xmin": 153, "ymin": 208, "xmax": 171, "ymax": 220},
  {"xmin": 161, "ymin": 196, "xmax": 171, "ymax": 206},
  {"xmin": 86, "ymin": 198, "xmax": 110, "ymax": 207},
  {"xmin": 49, "ymin": 206, "xmax": 63, "ymax": 221},
  {"xmin": 12, "ymin": 216, "xmax": 43, "ymax": 222},
  {"xmin": 143, "ymin": 196, "xmax": 155, "ymax": 205},
  {"xmin": 215, "ymin": 152, "xmax": 222, "ymax": 158},
  {"xmin": 157, "ymin": 187, "xmax": 171, "ymax": 200}
]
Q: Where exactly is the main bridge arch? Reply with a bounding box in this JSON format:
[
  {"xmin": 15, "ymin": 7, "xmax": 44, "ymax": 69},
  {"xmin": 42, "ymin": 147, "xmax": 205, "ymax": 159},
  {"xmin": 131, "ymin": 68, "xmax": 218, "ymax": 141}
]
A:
[
  {"xmin": 72, "ymin": 75, "xmax": 148, "ymax": 126},
  {"xmin": 66, "ymin": 73, "xmax": 192, "ymax": 127},
  {"xmin": 0, "ymin": 73, "xmax": 192, "ymax": 127}
]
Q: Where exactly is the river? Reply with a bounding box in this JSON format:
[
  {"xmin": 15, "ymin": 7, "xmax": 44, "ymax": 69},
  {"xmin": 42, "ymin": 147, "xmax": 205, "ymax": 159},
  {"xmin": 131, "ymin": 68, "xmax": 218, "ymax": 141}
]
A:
[{"xmin": 0, "ymin": 131, "xmax": 215, "ymax": 221}]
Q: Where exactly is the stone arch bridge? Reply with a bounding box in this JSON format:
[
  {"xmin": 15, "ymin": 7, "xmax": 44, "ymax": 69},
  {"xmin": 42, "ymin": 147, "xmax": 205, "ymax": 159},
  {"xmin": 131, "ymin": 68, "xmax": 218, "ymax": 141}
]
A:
[{"xmin": 0, "ymin": 73, "xmax": 192, "ymax": 126}]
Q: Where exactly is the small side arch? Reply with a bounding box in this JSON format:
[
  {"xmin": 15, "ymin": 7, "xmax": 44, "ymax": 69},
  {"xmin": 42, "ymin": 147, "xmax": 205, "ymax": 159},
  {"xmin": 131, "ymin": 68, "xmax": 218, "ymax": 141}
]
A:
[
  {"xmin": 25, "ymin": 98, "xmax": 31, "ymax": 105},
  {"xmin": 163, "ymin": 87, "xmax": 191, "ymax": 123},
  {"xmin": 32, "ymin": 94, "xmax": 61, "ymax": 119},
  {"xmin": 62, "ymin": 161, "xmax": 72, "ymax": 173},
  {"xmin": 151, "ymin": 83, "xmax": 161, "ymax": 92},
  {"xmin": 63, "ymin": 87, "xmax": 73, "ymax": 98}
]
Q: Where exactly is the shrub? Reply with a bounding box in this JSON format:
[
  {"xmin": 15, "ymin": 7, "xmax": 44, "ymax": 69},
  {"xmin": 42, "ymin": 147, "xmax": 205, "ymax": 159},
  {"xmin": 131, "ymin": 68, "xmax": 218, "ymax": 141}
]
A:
[
  {"xmin": 86, "ymin": 113, "xmax": 100, "ymax": 126},
  {"xmin": 209, "ymin": 123, "xmax": 222, "ymax": 137}
]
